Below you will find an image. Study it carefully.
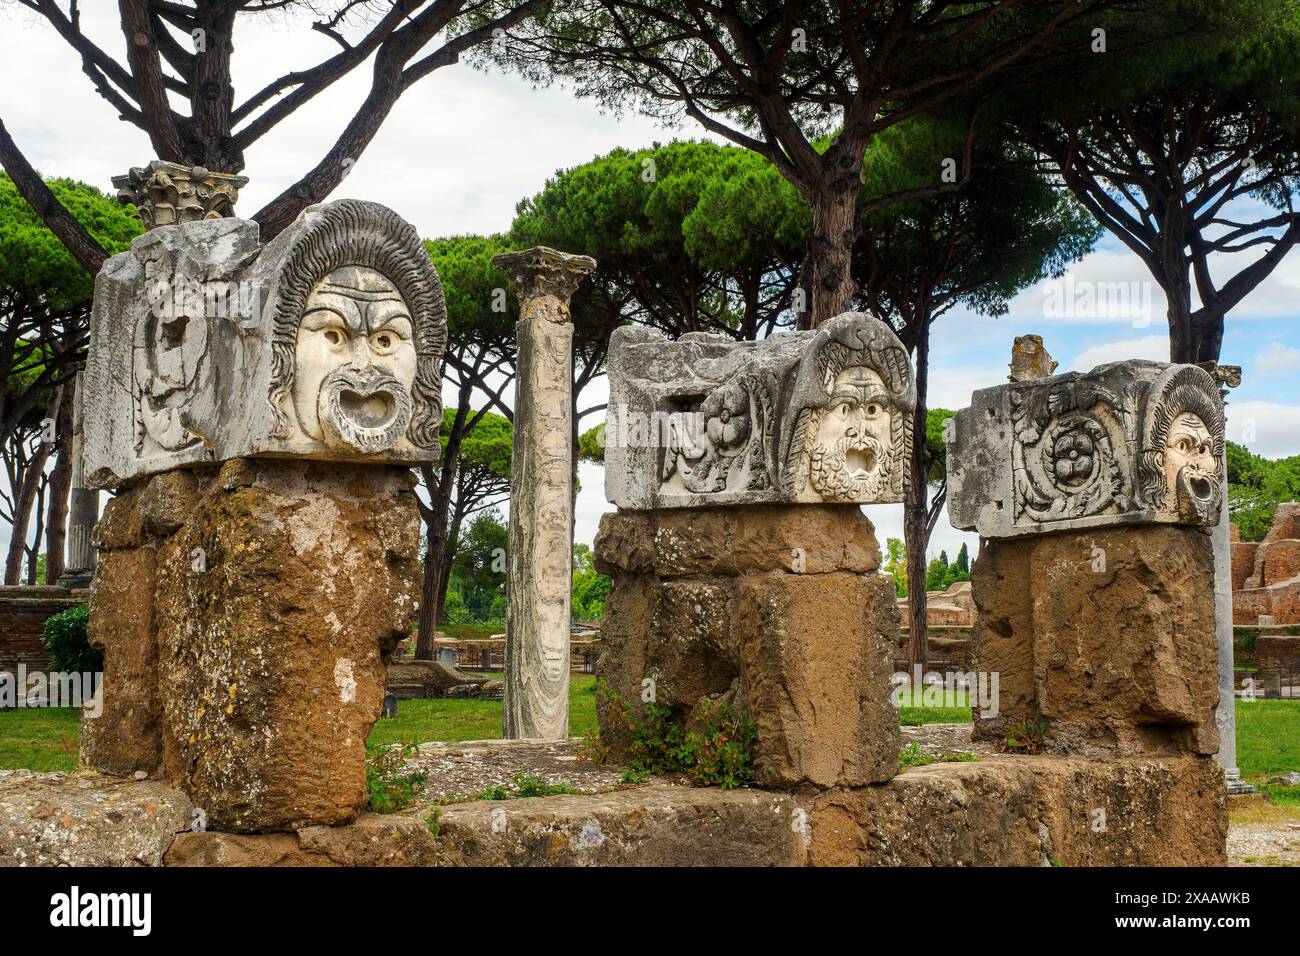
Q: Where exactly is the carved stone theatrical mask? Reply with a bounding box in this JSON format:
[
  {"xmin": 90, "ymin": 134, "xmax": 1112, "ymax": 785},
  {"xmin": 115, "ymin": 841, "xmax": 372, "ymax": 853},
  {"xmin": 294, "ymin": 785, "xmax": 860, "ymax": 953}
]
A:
[
  {"xmin": 1137, "ymin": 365, "xmax": 1225, "ymax": 525},
  {"xmin": 605, "ymin": 311, "xmax": 915, "ymax": 509},
  {"xmin": 82, "ymin": 199, "xmax": 448, "ymax": 489},
  {"xmin": 290, "ymin": 266, "xmax": 419, "ymax": 453},
  {"xmin": 947, "ymin": 359, "xmax": 1224, "ymax": 537}
]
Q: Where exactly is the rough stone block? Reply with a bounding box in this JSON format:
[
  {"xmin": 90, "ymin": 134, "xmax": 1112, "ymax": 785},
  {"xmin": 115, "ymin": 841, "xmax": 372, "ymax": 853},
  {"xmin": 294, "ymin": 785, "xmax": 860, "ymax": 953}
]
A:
[
  {"xmin": 164, "ymin": 814, "xmax": 437, "ymax": 866},
  {"xmin": 808, "ymin": 760, "xmax": 1043, "ymax": 866},
  {"xmin": 0, "ymin": 770, "xmax": 193, "ymax": 867},
  {"xmin": 970, "ymin": 526, "xmax": 1220, "ymax": 755},
  {"xmin": 806, "ymin": 755, "xmax": 1225, "ymax": 867},
  {"xmin": 1030, "ymin": 755, "xmax": 1226, "ymax": 866},
  {"xmin": 435, "ymin": 785, "xmax": 806, "ymax": 866},
  {"xmin": 148, "ymin": 459, "xmax": 422, "ymax": 832},
  {"xmin": 594, "ymin": 505, "xmax": 880, "ymax": 578},
  {"xmin": 594, "ymin": 504, "xmax": 900, "ymax": 789},
  {"xmin": 82, "ymin": 547, "xmax": 162, "ymax": 775},
  {"xmin": 948, "ymin": 361, "xmax": 1225, "ymax": 537},
  {"xmin": 736, "ymin": 571, "xmax": 901, "ymax": 789}
]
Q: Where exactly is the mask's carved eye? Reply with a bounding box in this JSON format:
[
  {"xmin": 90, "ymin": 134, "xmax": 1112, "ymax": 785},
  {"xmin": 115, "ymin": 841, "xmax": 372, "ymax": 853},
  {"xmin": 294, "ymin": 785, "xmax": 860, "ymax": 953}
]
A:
[
  {"xmin": 838, "ymin": 402, "xmax": 852, "ymax": 417},
  {"xmin": 372, "ymin": 331, "xmax": 395, "ymax": 354},
  {"xmin": 865, "ymin": 403, "xmax": 882, "ymax": 418},
  {"xmin": 323, "ymin": 328, "xmax": 344, "ymax": 347}
]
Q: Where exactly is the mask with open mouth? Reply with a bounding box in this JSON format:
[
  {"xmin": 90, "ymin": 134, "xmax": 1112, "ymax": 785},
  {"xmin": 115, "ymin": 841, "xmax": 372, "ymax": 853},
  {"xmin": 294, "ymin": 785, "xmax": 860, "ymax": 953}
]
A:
[
  {"xmin": 1160, "ymin": 410, "xmax": 1223, "ymax": 524},
  {"xmin": 1175, "ymin": 465, "xmax": 1222, "ymax": 524},
  {"xmin": 1134, "ymin": 366, "xmax": 1226, "ymax": 527},
  {"xmin": 809, "ymin": 433, "xmax": 888, "ymax": 500},
  {"xmin": 318, "ymin": 366, "xmax": 412, "ymax": 453}
]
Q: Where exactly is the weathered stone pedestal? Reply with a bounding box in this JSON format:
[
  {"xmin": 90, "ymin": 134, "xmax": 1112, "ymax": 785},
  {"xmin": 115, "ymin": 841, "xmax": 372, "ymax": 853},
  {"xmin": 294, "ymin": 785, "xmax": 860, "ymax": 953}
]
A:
[
  {"xmin": 593, "ymin": 505, "xmax": 902, "ymax": 790},
  {"xmin": 968, "ymin": 525, "xmax": 1221, "ymax": 755},
  {"xmin": 949, "ymin": 356, "xmax": 1228, "ymax": 759},
  {"xmin": 85, "ymin": 458, "xmax": 421, "ymax": 832}
]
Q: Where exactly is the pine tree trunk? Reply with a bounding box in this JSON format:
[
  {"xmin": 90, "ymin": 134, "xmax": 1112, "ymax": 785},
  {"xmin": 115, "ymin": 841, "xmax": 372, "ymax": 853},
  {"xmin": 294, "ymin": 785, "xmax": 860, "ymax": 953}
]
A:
[
  {"xmin": 905, "ymin": 320, "xmax": 931, "ymax": 668},
  {"xmin": 4, "ymin": 439, "xmax": 53, "ymax": 585},
  {"xmin": 807, "ymin": 186, "xmax": 859, "ymax": 328},
  {"xmin": 25, "ymin": 482, "xmax": 45, "ymax": 585},
  {"xmin": 42, "ymin": 383, "xmax": 75, "ymax": 585},
  {"xmin": 415, "ymin": 456, "xmax": 458, "ymax": 660}
]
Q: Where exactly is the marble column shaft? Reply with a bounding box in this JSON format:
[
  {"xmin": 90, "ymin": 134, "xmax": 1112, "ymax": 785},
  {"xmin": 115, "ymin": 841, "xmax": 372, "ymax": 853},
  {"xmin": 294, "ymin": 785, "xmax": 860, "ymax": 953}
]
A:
[{"xmin": 495, "ymin": 247, "xmax": 595, "ymax": 739}]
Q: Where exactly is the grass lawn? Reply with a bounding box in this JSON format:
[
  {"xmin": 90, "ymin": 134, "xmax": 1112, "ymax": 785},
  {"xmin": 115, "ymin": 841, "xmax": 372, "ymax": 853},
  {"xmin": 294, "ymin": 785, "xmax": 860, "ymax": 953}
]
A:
[
  {"xmin": 894, "ymin": 689, "xmax": 974, "ymax": 726},
  {"xmin": 435, "ymin": 622, "xmax": 502, "ymax": 641},
  {"xmin": 368, "ymin": 674, "xmax": 598, "ymax": 748},
  {"xmin": 0, "ymin": 706, "xmax": 80, "ymax": 773},
  {"xmin": 1236, "ymin": 699, "xmax": 1300, "ymax": 805},
  {"xmin": 3, "ymin": 690, "xmax": 1296, "ymax": 789}
]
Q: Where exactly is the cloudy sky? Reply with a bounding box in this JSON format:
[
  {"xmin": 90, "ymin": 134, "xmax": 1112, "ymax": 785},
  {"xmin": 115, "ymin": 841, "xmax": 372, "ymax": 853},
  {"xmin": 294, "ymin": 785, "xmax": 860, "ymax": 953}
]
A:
[{"xmin": 2, "ymin": 4, "xmax": 1298, "ymax": 564}]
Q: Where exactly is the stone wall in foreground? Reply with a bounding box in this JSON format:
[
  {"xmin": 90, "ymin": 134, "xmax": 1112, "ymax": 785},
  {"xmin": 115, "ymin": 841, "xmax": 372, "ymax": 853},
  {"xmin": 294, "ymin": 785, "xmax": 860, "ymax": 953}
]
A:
[{"xmin": 0, "ymin": 747, "xmax": 1225, "ymax": 867}]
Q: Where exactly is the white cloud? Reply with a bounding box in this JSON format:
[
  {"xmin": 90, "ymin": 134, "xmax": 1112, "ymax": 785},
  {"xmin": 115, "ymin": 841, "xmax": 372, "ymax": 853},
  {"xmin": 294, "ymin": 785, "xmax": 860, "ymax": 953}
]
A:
[
  {"xmin": 1069, "ymin": 334, "xmax": 1170, "ymax": 371},
  {"xmin": 1226, "ymin": 402, "xmax": 1300, "ymax": 459},
  {"xmin": 1254, "ymin": 341, "xmax": 1300, "ymax": 377}
]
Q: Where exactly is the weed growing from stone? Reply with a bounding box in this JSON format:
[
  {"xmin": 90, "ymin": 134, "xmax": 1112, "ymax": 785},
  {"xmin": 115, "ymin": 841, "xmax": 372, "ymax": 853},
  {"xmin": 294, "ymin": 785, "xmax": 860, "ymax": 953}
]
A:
[
  {"xmin": 603, "ymin": 686, "xmax": 757, "ymax": 788},
  {"xmin": 365, "ymin": 742, "xmax": 428, "ymax": 813},
  {"xmin": 477, "ymin": 773, "xmax": 578, "ymax": 800},
  {"xmin": 574, "ymin": 725, "xmax": 608, "ymax": 764},
  {"xmin": 1000, "ymin": 719, "xmax": 1051, "ymax": 754}
]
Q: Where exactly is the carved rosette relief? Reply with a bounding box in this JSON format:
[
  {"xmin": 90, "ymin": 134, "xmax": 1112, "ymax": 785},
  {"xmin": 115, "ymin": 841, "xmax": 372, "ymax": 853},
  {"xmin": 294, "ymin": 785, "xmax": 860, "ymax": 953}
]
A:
[{"xmin": 1009, "ymin": 376, "xmax": 1133, "ymax": 526}]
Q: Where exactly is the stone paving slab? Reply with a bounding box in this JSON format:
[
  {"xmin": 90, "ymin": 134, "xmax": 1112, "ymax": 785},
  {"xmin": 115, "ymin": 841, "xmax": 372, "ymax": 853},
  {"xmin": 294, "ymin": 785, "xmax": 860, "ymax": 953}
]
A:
[
  {"xmin": 408, "ymin": 738, "xmax": 631, "ymax": 802},
  {"xmin": 0, "ymin": 769, "xmax": 193, "ymax": 866}
]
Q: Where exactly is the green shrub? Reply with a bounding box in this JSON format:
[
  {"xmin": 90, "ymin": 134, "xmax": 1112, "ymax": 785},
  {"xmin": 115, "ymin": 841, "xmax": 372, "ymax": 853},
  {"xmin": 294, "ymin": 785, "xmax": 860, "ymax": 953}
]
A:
[
  {"xmin": 678, "ymin": 699, "xmax": 757, "ymax": 789},
  {"xmin": 365, "ymin": 742, "xmax": 427, "ymax": 813},
  {"xmin": 601, "ymin": 684, "xmax": 757, "ymax": 789},
  {"xmin": 41, "ymin": 605, "xmax": 100, "ymax": 674}
]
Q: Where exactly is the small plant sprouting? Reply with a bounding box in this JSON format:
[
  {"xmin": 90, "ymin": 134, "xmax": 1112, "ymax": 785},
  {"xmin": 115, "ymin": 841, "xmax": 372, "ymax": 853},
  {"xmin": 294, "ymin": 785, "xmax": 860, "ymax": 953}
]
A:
[
  {"xmin": 365, "ymin": 742, "xmax": 427, "ymax": 814},
  {"xmin": 603, "ymin": 686, "xmax": 758, "ymax": 789},
  {"xmin": 619, "ymin": 767, "xmax": 650, "ymax": 785},
  {"xmin": 574, "ymin": 725, "xmax": 608, "ymax": 765},
  {"xmin": 1001, "ymin": 719, "xmax": 1051, "ymax": 755},
  {"xmin": 477, "ymin": 773, "xmax": 577, "ymax": 801}
]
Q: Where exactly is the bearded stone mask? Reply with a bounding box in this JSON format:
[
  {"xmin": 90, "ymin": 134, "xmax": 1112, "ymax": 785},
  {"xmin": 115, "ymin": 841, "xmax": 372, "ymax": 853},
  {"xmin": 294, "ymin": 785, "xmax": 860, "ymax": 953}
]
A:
[
  {"xmin": 292, "ymin": 266, "xmax": 419, "ymax": 454},
  {"xmin": 604, "ymin": 311, "xmax": 914, "ymax": 509},
  {"xmin": 807, "ymin": 367, "xmax": 894, "ymax": 501}
]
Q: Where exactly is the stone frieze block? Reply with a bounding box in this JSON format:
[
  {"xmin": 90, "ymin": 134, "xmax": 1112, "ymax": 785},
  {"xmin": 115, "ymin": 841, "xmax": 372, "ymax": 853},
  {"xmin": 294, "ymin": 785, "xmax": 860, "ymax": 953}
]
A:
[
  {"xmin": 604, "ymin": 311, "xmax": 916, "ymax": 509},
  {"xmin": 947, "ymin": 360, "xmax": 1225, "ymax": 537},
  {"xmin": 82, "ymin": 199, "xmax": 448, "ymax": 489}
]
